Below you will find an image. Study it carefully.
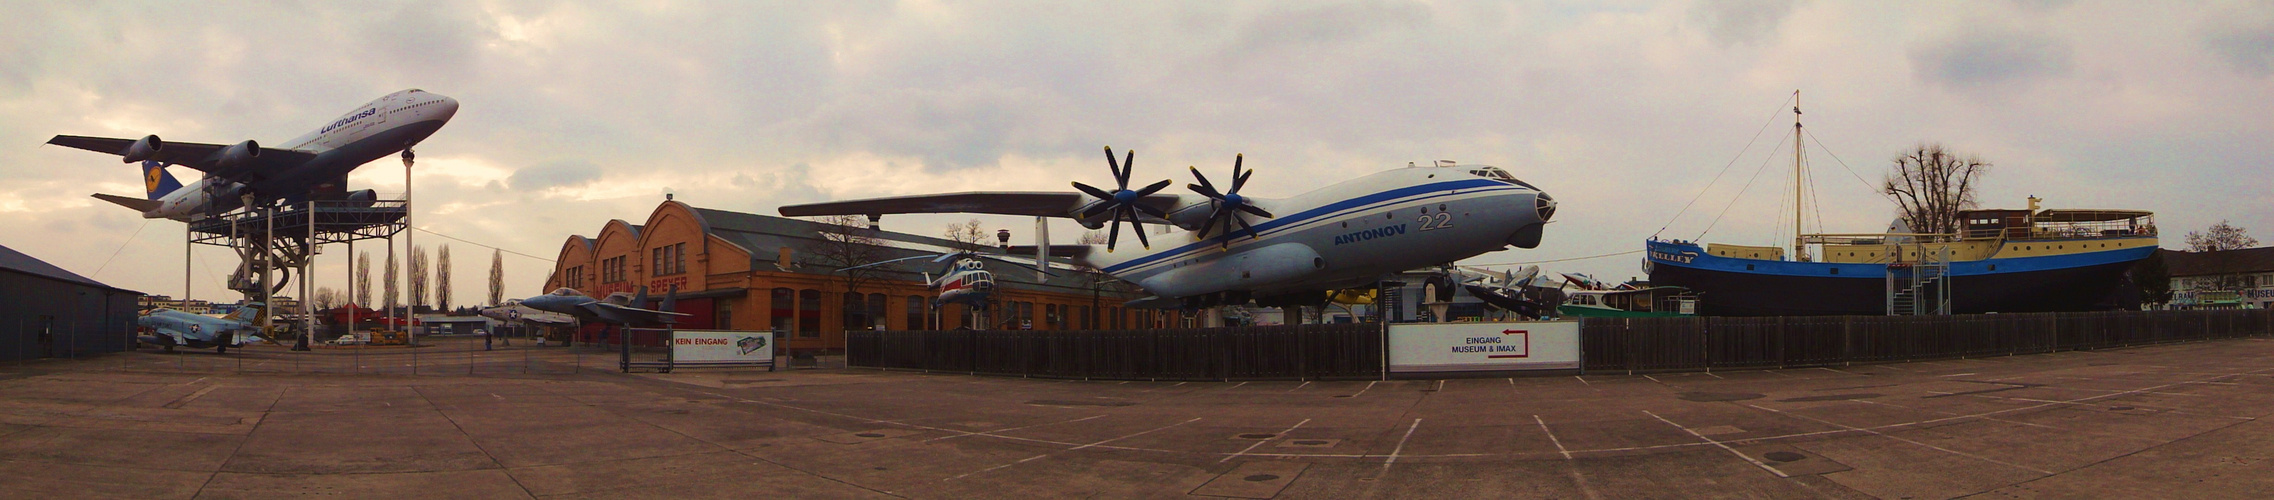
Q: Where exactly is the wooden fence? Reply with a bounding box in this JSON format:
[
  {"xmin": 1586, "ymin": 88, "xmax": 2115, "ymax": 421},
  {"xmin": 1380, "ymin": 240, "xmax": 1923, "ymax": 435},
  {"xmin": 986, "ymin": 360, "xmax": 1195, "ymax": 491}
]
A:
[
  {"xmin": 846, "ymin": 323, "xmax": 1383, "ymax": 381},
  {"xmin": 1581, "ymin": 309, "xmax": 2274, "ymax": 373},
  {"xmin": 848, "ymin": 310, "xmax": 2272, "ymax": 380}
]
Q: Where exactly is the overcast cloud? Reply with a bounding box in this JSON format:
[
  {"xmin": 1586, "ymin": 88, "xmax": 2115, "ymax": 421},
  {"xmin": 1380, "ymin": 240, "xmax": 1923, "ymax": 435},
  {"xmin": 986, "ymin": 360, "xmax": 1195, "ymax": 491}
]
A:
[{"xmin": 2, "ymin": 0, "xmax": 2268, "ymax": 303}]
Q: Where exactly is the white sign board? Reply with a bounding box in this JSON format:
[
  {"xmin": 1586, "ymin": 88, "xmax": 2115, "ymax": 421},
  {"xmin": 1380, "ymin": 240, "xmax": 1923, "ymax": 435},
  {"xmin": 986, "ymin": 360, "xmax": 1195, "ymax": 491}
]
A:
[
  {"xmin": 671, "ymin": 330, "xmax": 776, "ymax": 367},
  {"xmin": 1388, "ymin": 321, "xmax": 1581, "ymax": 373}
]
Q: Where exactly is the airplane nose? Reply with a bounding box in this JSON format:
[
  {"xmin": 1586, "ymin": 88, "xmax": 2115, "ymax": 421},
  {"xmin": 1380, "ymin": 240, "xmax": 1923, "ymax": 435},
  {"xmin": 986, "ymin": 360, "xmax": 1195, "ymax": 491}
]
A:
[
  {"xmin": 435, "ymin": 95, "xmax": 460, "ymax": 120},
  {"xmin": 1534, "ymin": 192, "xmax": 1556, "ymax": 223}
]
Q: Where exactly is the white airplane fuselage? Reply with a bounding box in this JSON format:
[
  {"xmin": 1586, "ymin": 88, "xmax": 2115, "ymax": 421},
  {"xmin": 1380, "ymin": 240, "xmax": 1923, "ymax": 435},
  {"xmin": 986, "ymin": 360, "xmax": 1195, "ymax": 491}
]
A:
[
  {"xmin": 1077, "ymin": 165, "xmax": 1553, "ymax": 300},
  {"xmin": 133, "ymin": 89, "xmax": 458, "ymax": 219}
]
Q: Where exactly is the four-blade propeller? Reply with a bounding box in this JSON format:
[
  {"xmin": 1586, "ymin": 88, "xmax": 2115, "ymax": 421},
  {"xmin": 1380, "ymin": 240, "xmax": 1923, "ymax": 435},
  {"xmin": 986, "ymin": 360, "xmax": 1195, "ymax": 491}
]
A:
[
  {"xmin": 1188, "ymin": 154, "xmax": 1275, "ymax": 248},
  {"xmin": 1071, "ymin": 146, "xmax": 1172, "ymax": 251}
]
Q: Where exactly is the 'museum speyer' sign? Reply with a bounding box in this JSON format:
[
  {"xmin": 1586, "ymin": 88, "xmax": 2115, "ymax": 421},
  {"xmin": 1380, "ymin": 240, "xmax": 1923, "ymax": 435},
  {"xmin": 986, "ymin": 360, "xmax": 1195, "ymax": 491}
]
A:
[
  {"xmin": 671, "ymin": 330, "xmax": 775, "ymax": 367},
  {"xmin": 1387, "ymin": 321, "xmax": 1580, "ymax": 373}
]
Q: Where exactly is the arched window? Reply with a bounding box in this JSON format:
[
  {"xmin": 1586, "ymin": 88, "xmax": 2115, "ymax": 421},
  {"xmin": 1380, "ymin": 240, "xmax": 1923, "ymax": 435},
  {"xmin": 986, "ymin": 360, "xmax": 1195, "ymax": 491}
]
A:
[
  {"xmin": 797, "ymin": 289, "xmax": 821, "ymax": 338},
  {"xmin": 867, "ymin": 293, "xmax": 887, "ymax": 330},
  {"xmin": 770, "ymin": 288, "xmax": 794, "ymax": 334},
  {"xmin": 906, "ymin": 295, "xmax": 926, "ymax": 330},
  {"xmin": 842, "ymin": 292, "xmax": 866, "ymax": 333}
]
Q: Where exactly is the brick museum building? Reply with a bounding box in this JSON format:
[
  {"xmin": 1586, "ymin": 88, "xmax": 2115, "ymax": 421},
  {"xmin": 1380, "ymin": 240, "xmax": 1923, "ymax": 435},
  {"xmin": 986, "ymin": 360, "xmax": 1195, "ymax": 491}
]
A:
[{"xmin": 542, "ymin": 200, "xmax": 1153, "ymax": 353}]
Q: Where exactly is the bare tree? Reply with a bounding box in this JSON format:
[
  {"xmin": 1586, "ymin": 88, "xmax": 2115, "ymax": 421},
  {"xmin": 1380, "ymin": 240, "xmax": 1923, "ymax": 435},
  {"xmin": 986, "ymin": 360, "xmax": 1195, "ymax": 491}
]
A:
[
  {"xmin": 2186, "ymin": 220, "xmax": 2259, "ymax": 292},
  {"xmin": 383, "ymin": 251, "xmax": 399, "ymax": 310},
  {"xmin": 488, "ymin": 249, "xmax": 504, "ymax": 306},
  {"xmin": 312, "ymin": 287, "xmax": 341, "ymax": 311},
  {"xmin": 1881, "ymin": 143, "xmax": 1991, "ymax": 237},
  {"xmin": 2187, "ymin": 220, "xmax": 2258, "ymax": 252},
  {"xmin": 943, "ymin": 218, "xmax": 990, "ymax": 252},
  {"xmin": 435, "ymin": 245, "xmax": 452, "ymax": 312},
  {"xmin": 804, "ymin": 215, "xmax": 891, "ymax": 295},
  {"xmin": 355, "ymin": 251, "xmax": 372, "ymax": 306},
  {"xmin": 409, "ymin": 245, "xmax": 430, "ymax": 312}
]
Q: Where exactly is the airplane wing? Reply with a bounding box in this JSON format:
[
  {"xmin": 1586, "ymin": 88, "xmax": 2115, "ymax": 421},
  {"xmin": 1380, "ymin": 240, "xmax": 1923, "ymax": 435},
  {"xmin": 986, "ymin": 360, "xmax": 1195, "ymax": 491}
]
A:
[
  {"xmin": 92, "ymin": 193, "xmax": 161, "ymax": 212},
  {"xmin": 47, "ymin": 135, "xmax": 318, "ymax": 181},
  {"xmin": 778, "ymin": 191, "xmax": 1179, "ymax": 223}
]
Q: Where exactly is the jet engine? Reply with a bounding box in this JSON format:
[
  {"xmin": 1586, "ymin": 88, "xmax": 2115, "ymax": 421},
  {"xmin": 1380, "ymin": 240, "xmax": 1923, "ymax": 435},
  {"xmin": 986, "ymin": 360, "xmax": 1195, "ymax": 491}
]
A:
[
  {"xmin": 214, "ymin": 140, "xmax": 261, "ymax": 169},
  {"xmin": 122, "ymin": 135, "xmax": 164, "ymax": 163},
  {"xmin": 344, "ymin": 189, "xmax": 379, "ymax": 207}
]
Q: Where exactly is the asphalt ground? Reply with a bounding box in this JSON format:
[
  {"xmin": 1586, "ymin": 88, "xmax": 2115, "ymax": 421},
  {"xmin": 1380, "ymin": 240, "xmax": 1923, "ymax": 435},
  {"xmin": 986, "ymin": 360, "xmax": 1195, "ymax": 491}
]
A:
[{"xmin": 2, "ymin": 337, "xmax": 2271, "ymax": 498}]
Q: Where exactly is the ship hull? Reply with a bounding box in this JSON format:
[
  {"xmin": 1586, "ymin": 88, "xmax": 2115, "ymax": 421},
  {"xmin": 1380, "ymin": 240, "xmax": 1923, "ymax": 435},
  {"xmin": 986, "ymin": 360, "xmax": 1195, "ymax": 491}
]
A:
[{"xmin": 1645, "ymin": 240, "xmax": 2152, "ymax": 316}]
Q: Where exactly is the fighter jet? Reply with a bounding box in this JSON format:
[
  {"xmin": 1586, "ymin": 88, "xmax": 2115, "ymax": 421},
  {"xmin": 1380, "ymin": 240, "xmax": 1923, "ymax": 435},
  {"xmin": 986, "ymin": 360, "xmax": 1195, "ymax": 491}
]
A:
[
  {"xmin": 138, "ymin": 302, "xmax": 268, "ymax": 353},
  {"xmin": 478, "ymin": 299, "xmax": 578, "ymax": 326},
  {"xmin": 515, "ymin": 286, "xmax": 686, "ymax": 326}
]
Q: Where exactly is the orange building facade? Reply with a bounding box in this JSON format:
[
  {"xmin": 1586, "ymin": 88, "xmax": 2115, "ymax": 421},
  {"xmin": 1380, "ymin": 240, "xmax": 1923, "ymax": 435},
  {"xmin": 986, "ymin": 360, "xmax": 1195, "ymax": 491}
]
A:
[{"xmin": 543, "ymin": 201, "xmax": 1156, "ymax": 352}]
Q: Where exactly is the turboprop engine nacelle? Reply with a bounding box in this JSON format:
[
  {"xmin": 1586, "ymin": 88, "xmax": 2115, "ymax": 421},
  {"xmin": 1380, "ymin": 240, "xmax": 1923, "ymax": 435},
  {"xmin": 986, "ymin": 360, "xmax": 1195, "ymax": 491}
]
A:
[
  {"xmin": 213, "ymin": 140, "xmax": 261, "ymax": 169},
  {"xmin": 121, "ymin": 135, "xmax": 164, "ymax": 163}
]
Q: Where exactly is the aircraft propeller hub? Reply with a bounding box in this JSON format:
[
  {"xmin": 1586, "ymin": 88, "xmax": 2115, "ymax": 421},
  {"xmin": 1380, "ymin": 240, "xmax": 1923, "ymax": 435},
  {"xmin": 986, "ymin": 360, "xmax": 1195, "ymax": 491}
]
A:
[{"xmin": 1113, "ymin": 189, "xmax": 1139, "ymax": 204}]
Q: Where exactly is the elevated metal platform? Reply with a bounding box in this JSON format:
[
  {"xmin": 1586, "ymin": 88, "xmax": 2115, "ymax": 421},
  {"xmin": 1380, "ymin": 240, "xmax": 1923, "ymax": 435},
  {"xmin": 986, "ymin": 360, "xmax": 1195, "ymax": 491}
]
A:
[{"xmin": 188, "ymin": 200, "xmax": 408, "ymax": 248}]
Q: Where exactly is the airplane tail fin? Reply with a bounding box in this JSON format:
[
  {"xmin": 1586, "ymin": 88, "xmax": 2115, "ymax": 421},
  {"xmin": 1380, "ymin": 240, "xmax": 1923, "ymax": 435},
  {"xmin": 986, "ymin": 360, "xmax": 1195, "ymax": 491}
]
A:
[
  {"xmin": 92, "ymin": 193, "xmax": 163, "ymax": 213},
  {"xmin": 660, "ymin": 285, "xmax": 678, "ymax": 325},
  {"xmin": 142, "ymin": 161, "xmax": 184, "ymax": 200},
  {"xmin": 222, "ymin": 301, "xmax": 268, "ymax": 323},
  {"xmin": 632, "ymin": 285, "xmax": 649, "ymax": 308}
]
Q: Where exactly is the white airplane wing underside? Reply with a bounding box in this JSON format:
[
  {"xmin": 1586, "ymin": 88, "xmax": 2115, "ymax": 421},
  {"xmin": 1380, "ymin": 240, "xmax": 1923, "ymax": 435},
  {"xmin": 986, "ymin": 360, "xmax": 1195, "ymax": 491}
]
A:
[
  {"xmin": 778, "ymin": 191, "xmax": 1178, "ymax": 224},
  {"xmin": 47, "ymin": 135, "xmax": 317, "ymax": 180}
]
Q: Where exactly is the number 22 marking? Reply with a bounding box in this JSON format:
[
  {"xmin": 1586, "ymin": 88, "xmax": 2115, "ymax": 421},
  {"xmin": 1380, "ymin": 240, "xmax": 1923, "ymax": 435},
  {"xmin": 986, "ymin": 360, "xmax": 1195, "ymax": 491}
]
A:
[{"xmin": 1417, "ymin": 213, "xmax": 1453, "ymax": 231}]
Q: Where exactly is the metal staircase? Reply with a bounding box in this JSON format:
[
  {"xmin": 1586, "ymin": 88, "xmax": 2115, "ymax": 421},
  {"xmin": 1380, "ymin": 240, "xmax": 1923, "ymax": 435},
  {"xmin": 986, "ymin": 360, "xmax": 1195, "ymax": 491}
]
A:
[{"xmin": 1886, "ymin": 244, "xmax": 1952, "ymax": 316}]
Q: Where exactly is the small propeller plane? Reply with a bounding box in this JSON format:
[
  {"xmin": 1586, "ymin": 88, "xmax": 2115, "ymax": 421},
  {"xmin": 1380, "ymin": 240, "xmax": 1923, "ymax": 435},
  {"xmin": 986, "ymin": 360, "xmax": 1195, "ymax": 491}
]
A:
[
  {"xmin": 782, "ymin": 147, "xmax": 1556, "ymax": 311},
  {"xmin": 138, "ymin": 302, "xmax": 269, "ymax": 353}
]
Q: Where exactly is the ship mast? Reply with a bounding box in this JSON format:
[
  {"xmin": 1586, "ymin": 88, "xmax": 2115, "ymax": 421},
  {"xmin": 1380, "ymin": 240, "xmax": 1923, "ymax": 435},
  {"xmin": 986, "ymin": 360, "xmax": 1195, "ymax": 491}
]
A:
[{"xmin": 1791, "ymin": 90, "xmax": 1809, "ymax": 262}]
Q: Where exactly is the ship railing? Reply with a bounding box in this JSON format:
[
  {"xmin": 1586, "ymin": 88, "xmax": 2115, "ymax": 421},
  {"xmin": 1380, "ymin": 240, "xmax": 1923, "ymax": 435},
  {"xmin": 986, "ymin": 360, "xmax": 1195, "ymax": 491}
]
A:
[{"xmin": 1798, "ymin": 233, "xmax": 1959, "ymax": 246}]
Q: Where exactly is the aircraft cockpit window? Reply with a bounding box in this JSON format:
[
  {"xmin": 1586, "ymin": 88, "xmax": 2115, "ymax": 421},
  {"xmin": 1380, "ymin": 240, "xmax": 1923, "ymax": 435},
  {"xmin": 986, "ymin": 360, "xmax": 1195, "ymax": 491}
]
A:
[
  {"xmin": 1467, "ymin": 166, "xmax": 1540, "ymax": 190},
  {"xmin": 549, "ymin": 288, "xmax": 580, "ymax": 296}
]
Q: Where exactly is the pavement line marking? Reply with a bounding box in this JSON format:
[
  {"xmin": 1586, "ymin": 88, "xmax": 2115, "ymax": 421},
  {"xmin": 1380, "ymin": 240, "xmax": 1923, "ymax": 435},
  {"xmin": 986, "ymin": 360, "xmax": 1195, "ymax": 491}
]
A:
[
  {"xmin": 1939, "ymin": 372, "xmax": 1979, "ymax": 377},
  {"xmin": 1435, "ymin": 380, "xmax": 1445, "ymax": 392},
  {"xmin": 1507, "ymin": 378, "xmax": 1515, "ymax": 385},
  {"xmin": 1221, "ymin": 418, "xmax": 1312, "ymax": 463},
  {"xmin": 1747, "ymin": 403, "xmax": 2054, "ymax": 475},
  {"xmin": 162, "ymin": 385, "xmax": 222, "ymax": 409},
  {"xmin": 1288, "ymin": 381, "xmax": 1311, "ymax": 393},
  {"xmin": 1952, "ymin": 393, "xmax": 2254, "ymax": 421},
  {"xmin": 1533, "ymin": 415, "xmax": 1571, "ymax": 460},
  {"xmin": 1703, "ymin": 371, "xmax": 1724, "ymax": 379},
  {"xmin": 921, "ymin": 415, "xmax": 1108, "ymax": 443},
  {"xmin": 1644, "ymin": 375, "xmax": 1663, "ymax": 384},
  {"xmin": 1380, "ymin": 418, "xmax": 1423, "ymax": 474},
  {"xmin": 1574, "ymin": 376, "xmax": 1592, "ymax": 387},
  {"xmin": 1350, "ymin": 380, "xmax": 1379, "ymax": 398},
  {"xmin": 695, "ymin": 390, "xmax": 1179, "ymax": 453},
  {"xmin": 948, "ymin": 417, "xmax": 1203, "ymax": 481},
  {"xmin": 1644, "ymin": 410, "xmax": 1789, "ymax": 478}
]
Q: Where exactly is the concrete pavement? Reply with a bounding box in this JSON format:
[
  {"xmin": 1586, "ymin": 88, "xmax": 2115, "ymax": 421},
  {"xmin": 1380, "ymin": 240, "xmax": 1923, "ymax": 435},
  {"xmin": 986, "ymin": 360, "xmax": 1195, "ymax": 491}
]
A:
[{"xmin": 3, "ymin": 338, "xmax": 2272, "ymax": 498}]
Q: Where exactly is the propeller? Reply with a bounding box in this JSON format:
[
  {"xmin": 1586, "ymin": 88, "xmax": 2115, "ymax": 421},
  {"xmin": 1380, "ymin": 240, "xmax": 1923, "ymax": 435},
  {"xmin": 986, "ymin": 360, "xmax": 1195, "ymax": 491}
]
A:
[
  {"xmin": 1187, "ymin": 154, "xmax": 1275, "ymax": 248},
  {"xmin": 1071, "ymin": 146, "xmax": 1171, "ymax": 251}
]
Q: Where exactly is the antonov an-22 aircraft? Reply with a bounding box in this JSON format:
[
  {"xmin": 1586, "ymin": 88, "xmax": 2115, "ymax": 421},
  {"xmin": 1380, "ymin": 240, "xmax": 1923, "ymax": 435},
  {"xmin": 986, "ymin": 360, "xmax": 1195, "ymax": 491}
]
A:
[
  {"xmin": 50, "ymin": 89, "xmax": 459, "ymax": 220},
  {"xmin": 779, "ymin": 148, "xmax": 1556, "ymax": 309}
]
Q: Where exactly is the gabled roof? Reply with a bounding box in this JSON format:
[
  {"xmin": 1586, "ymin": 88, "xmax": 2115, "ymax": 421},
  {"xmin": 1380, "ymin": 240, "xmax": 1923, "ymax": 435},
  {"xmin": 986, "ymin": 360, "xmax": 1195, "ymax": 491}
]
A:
[
  {"xmin": 0, "ymin": 243, "xmax": 137, "ymax": 293},
  {"xmin": 2162, "ymin": 247, "xmax": 2274, "ymax": 277}
]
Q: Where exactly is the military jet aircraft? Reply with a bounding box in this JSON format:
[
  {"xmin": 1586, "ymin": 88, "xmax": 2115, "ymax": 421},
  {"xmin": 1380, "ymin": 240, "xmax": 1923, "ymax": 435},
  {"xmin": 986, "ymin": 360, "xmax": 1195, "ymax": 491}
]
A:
[
  {"xmin": 138, "ymin": 302, "xmax": 268, "ymax": 353},
  {"xmin": 781, "ymin": 148, "xmax": 1555, "ymax": 311},
  {"xmin": 514, "ymin": 286, "xmax": 687, "ymax": 326},
  {"xmin": 478, "ymin": 299, "xmax": 578, "ymax": 327}
]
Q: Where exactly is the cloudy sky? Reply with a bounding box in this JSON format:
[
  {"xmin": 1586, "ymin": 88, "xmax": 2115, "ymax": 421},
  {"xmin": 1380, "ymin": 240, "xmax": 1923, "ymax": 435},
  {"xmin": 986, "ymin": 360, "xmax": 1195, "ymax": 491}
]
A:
[{"xmin": 3, "ymin": 0, "xmax": 2269, "ymax": 304}]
